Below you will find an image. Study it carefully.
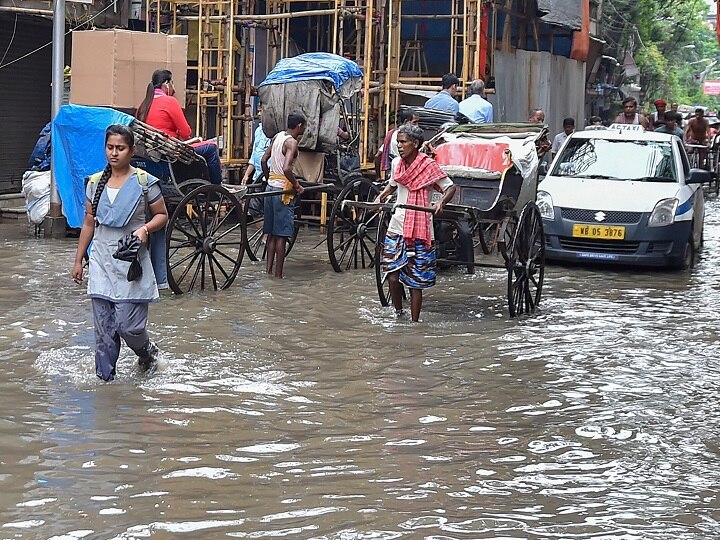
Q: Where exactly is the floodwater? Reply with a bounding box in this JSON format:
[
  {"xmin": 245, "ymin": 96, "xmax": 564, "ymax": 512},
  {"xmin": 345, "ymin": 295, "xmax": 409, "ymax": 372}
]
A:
[{"xmin": 2, "ymin": 198, "xmax": 720, "ymax": 540}]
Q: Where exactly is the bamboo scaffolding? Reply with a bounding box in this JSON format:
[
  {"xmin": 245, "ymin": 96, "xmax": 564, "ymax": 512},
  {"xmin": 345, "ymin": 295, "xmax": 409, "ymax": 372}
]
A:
[{"xmin": 150, "ymin": 0, "xmax": 494, "ymax": 176}]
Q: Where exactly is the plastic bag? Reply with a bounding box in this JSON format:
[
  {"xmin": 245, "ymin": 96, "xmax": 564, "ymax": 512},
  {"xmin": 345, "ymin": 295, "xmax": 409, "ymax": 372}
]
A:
[{"xmin": 21, "ymin": 170, "xmax": 51, "ymax": 224}]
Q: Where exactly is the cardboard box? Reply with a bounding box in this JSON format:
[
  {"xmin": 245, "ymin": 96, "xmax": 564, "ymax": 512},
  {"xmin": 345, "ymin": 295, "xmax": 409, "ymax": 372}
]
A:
[{"xmin": 71, "ymin": 29, "xmax": 188, "ymax": 109}]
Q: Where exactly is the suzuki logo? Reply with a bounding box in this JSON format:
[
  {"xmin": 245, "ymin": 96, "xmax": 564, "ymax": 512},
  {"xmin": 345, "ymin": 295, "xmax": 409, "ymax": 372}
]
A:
[{"xmin": 594, "ymin": 211, "xmax": 606, "ymax": 222}]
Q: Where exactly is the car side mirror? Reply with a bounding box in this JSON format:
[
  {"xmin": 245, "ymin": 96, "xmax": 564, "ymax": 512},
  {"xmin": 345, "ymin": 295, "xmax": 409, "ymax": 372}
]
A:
[{"xmin": 687, "ymin": 168, "xmax": 713, "ymax": 184}]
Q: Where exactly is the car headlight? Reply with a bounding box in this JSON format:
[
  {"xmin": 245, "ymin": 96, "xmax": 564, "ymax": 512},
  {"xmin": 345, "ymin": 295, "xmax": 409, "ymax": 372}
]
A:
[
  {"xmin": 536, "ymin": 190, "xmax": 554, "ymax": 220},
  {"xmin": 648, "ymin": 198, "xmax": 678, "ymax": 227}
]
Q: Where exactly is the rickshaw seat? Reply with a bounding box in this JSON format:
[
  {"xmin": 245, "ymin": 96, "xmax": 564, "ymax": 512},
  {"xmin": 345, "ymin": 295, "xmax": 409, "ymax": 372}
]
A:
[{"xmin": 433, "ymin": 139, "xmax": 511, "ymax": 174}]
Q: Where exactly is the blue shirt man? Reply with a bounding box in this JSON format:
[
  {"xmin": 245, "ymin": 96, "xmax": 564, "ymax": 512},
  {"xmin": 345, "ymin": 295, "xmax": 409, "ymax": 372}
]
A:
[
  {"xmin": 458, "ymin": 79, "xmax": 493, "ymax": 123},
  {"xmin": 424, "ymin": 73, "xmax": 460, "ymax": 114},
  {"xmin": 242, "ymin": 123, "xmax": 271, "ymax": 184}
]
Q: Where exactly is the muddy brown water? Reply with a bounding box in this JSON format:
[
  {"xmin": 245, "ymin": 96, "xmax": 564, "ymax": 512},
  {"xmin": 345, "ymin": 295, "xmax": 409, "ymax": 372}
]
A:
[{"xmin": 1, "ymin": 198, "xmax": 720, "ymax": 539}]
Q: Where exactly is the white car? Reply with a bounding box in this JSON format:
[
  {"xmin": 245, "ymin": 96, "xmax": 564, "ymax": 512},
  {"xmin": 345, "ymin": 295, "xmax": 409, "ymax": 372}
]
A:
[{"xmin": 537, "ymin": 127, "xmax": 710, "ymax": 269}]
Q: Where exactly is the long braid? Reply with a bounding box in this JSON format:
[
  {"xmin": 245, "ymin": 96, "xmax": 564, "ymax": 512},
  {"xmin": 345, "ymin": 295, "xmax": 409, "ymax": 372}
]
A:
[{"xmin": 91, "ymin": 164, "xmax": 112, "ymax": 217}]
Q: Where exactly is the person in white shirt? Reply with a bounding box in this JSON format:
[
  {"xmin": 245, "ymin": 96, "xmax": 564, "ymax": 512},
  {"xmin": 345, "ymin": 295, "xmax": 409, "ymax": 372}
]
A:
[
  {"xmin": 551, "ymin": 117, "xmax": 575, "ymax": 158},
  {"xmin": 458, "ymin": 79, "xmax": 493, "ymax": 123}
]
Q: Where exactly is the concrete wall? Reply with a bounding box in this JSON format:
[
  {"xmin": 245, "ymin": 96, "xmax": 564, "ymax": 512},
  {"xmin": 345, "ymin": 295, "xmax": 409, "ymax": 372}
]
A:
[{"xmin": 490, "ymin": 50, "xmax": 586, "ymax": 142}]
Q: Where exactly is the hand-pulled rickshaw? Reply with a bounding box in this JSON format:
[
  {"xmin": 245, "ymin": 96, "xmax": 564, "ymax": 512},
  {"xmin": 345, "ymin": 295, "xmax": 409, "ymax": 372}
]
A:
[
  {"xmin": 342, "ymin": 123, "xmax": 550, "ymax": 317},
  {"xmin": 156, "ymin": 52, "xmax": 383, "ymax": 293},
  {"xmin": 239, "ymin": 52, "xmax": 381, "ymax": 272}
]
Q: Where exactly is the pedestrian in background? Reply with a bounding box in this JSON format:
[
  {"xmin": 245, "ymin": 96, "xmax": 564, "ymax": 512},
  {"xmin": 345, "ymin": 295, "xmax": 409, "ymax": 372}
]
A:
[
  {"xmin": 528, "ymin": 109, "xmax": 545, "ymax": 123},
  {"xmin": 648, "ymin": 99, "xmax": 667, "ymax": 130},
  {"xmin": 552, "ymin": 118, "xmax": 575, "ymax": 159},
  {"xmin": 654, "ymin": 111, "xmax": 684, "ymax": 138},
  {"xmin": 424, "ymin": 73, "xmax": 460, "ymax": 114},
  {"xmin": 242, "ymin": 107, "xmax": 271, "ymax": 185},
  {"xmin": 458, "ymin": 79, "xmax": 493, "ymax": 123}
]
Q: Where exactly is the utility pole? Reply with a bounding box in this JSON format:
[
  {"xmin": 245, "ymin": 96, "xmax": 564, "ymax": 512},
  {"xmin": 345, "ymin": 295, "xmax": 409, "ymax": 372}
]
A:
[{"xmin": 45, "ymin": 0, "xmax": 67, "ymax": 238}]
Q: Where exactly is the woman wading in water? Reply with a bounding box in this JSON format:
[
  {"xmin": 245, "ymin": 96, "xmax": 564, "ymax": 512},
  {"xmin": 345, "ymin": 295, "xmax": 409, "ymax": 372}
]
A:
[{"xmin": 72, "ymin": 125, "xmax": 168, "ymax": 381}]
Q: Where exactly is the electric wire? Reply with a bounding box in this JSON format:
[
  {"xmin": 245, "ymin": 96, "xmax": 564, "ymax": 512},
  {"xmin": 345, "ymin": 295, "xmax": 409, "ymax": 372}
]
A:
[
  {"xmin": 0, "ymin": 0, "xmax": 19, "ymax": 66},
  {"xmin": 0, "ymin": 0, "xmax": 116, "ymax": 70}
]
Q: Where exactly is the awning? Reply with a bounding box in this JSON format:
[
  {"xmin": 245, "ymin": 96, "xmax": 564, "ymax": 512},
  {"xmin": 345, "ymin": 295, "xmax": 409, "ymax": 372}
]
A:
[{"xmin": 537, "ymin": 0, "xmax": 583, "ymax": 30}]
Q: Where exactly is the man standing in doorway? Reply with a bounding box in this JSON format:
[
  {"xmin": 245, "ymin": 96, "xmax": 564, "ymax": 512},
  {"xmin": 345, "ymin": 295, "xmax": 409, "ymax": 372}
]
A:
[
  {"xmin": 424, "ymin": 73, "xmax": 460, "ymax": 114},
  {"xmin": 458, "ymin": 79, "xmax": 493, "ymax": 123},
  {"xmin": 260, "ymin": 111, "xmax": 306, "ymax": 278}
]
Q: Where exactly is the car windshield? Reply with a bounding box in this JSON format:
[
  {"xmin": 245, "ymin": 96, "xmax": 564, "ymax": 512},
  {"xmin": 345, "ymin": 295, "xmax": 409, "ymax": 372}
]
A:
[{"xmin": 551, "ymin": 138, "xmax": 678, "ymax": 182}]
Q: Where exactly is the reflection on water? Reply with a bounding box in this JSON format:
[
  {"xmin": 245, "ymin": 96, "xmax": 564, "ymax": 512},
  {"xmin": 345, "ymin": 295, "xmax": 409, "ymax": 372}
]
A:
[{"xmin": 1, "ymin": 198, "xmax": 720, "ymax": 538}]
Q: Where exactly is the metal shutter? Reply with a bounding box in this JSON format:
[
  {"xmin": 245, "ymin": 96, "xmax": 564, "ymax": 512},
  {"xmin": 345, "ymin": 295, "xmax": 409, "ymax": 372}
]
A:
[{"xmin": 0, "ymin": 14, "xmax": 52, "ymax": 194}]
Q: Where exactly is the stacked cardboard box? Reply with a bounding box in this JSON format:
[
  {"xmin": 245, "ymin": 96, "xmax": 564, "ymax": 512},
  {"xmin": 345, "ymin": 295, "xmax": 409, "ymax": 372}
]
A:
[{"xmin": 70, "ymin": 29, "xmax": 188, "ymax": 109}]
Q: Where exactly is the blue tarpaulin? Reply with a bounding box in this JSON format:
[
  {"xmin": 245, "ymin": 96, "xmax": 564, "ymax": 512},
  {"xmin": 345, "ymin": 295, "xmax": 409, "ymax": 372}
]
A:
[
  {"xmin": 52, "ymin": 105, "xmax": 134, "ymax": 228},
  {"xmin": 258, "ymin": 52, "xmax": 362, "ymax": 91}
]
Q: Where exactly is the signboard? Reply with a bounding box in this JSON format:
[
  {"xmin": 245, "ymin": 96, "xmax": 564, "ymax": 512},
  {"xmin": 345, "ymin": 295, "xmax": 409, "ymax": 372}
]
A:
[
  {"xmin": 703, "ymin": 80, "xmax": 720, "ymax": 95},
  {"xmin": 608, "ymin": 123, "xmax": 644, "ymax": 132}
]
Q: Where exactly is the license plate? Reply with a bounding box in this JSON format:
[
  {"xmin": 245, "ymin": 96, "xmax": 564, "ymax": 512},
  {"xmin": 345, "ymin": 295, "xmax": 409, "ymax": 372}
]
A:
[{"xmin": 572, "ymin": 224, "xmax": 626, "ymax": 240}]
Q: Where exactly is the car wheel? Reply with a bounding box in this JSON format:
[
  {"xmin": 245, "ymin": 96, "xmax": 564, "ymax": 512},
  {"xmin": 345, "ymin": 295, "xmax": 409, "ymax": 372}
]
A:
[{"xmin": 675, "ymin": 237, "xmax": 695, "ymax": 271}]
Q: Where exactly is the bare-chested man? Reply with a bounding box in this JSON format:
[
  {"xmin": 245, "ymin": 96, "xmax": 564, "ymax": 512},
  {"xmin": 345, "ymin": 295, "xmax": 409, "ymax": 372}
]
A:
[
  {"xmin": 685, "ymin": 108, "xmax": 710, "ymax": 169},
  {"xmin": 685, "ymin": 108, "xmax": 709, "ymax": 145}
]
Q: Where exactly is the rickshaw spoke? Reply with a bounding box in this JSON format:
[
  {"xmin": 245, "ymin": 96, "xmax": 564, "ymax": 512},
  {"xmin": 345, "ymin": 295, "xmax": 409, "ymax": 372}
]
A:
[
  {"xmin": 170, "ymin": 248, "xmax": 201, "ymax": 271},
  {"xmin": 208, "ymin": 253, "xmax": 231, "ymax": 281},
  {"xmin": 172, "ymin": 222, "xmax": 199, "ymax": 241},
  {"xmin": 184, "ymin": 208, "xmax": 205, "ymax": 240},
  {"xmin": 168, "ymin": 239, "xmax": 196, "ymax": 251},
  {"xmin": 210, "ymin": 204, "xmax": 235, "ymax": 237},
  {"xmin": 208, "ymin": 253, "xmax": 219, "ymax": 290},
  {"xmin": 360, "ymin": 236, "xmax": 375, "ymax": 262},
  {"xmin": 213, "ymin": 221, "xmax": 242, "ymax": 242},
  {"xmin": 215, "ymin": 240, "xmax": 244, "ymax": 247},
  {"xmin": 200, "ymin": 193, "xmax": 214, "ymax": 236},
  {"xmin": 337, "ymin": 211, "xmax": 357, "ymax": 229},
  {"xmin": 525, "ymin": 281, "xmax": 535, "ymax": 311},
  {"xmin": 343, "ymin": 238, "xmax": 360, "ymax": 271},
  {"xmin": 214, "ymin": 247, "xmax": 239, "ymax": 266},
  {"xmin": 188, "ymin": 253, "xmax": 204, "ymax": 290},
  {"xmin": 337, "ymin": 235, "xmax": 356, "ymax": 266},
  {"xmin": 174, "ymin": 251, "xmax": 201, "ymax": 286},
  {"xmin": 210, "ymin": 193, "xmax": 226, "ymax": 233},
  {"xmin": 334, "ymin": 233, "xmax": 357, "ymax": 253}
]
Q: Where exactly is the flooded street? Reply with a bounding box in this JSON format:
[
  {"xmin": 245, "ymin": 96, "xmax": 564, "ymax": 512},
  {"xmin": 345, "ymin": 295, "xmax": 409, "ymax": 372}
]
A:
[{"xmin": 2, "ymin": 197, "xmax": 720, "ymax": 540}]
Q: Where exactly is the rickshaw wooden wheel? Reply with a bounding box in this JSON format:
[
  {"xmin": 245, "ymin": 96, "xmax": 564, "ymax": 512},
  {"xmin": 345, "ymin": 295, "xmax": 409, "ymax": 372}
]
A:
[
  {"xmin": 327, "ymin": 174, "xmax": 381, "ymax": 272},
  {"xmin": 177, "ymin": 178, "xmax": 211, "ymax": 196},
  {"xmin": 166, "ymin": 184, "xmax": 244, "ymax": 294},
  {"xmin": 240, "ymin": 188, "xmax": 300, "ymax": 262},
  {"xmin": 506, "ymin": 202, "xmax": 545, "ymax": 317}
]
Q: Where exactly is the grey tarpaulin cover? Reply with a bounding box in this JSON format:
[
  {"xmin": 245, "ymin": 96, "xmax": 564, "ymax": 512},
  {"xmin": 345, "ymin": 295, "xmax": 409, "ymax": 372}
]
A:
[
  {"xmin": 258, "ymin": 80, "xmax": 342, "ymax": 152},
  {"xmin": 257, "ymin": 52, "xmax": 363, "ymax": 152},
  {"xmin": 537, "ymin": 0, "xmax": 582, "ymax": 30}
]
